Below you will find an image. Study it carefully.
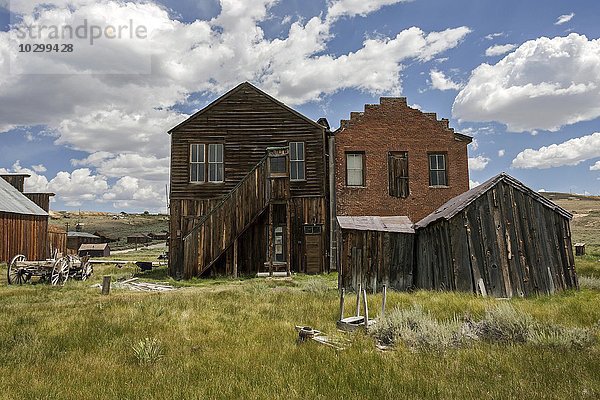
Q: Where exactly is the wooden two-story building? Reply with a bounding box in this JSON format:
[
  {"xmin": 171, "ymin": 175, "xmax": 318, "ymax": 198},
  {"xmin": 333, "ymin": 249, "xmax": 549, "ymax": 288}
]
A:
[{"xmin": 168, "ymin": 82, "xmax": 330, "ymax": 279}]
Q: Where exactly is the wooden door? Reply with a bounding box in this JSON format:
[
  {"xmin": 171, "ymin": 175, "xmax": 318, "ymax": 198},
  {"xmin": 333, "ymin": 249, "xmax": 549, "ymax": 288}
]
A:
[{"xmin": 305, "ymin": 230, "xmax": 322, "ymax": 274}]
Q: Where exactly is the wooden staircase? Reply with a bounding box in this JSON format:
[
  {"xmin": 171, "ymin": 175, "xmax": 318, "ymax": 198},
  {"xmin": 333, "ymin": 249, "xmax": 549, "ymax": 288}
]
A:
[{"xmin": 181, "ymin": 147, "xmax": 291, "ymax": 279}]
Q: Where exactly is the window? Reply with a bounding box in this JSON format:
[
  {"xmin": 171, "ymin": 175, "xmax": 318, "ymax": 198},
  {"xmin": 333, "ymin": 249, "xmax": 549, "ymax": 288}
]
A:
[
  {"xmin": 190, "ymin": 144, "xmax": 205, "ymax": 183},
  {"xmin": 289, "ymin": 142, "xmax": 305, "ymax": 181},
  {"xmin": 346, "ymin": 152, "xmax": 364, "ymax": 186},
  {"xmin": 269, "ymin": 156, "xmax": 287, "ymax": 176},
  {"xmin": 208, "ymin": 144, "xmax": 224, "ymax": 182},
  {"xmin": 274, "ymin": 226, "xmax": 284, "ymax": 262},
  {"xmin": 429, "ymin": 153, "xmax": 447, "ymax": 186},
  {"xmin": 389, "ymin": 152, "xmax": 409, "ymax": 198}
]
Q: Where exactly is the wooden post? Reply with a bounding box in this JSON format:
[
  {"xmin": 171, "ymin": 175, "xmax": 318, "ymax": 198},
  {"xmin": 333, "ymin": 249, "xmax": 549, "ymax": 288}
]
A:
[
  {"xmin": 339, "ymin": 288, "xmax": 345, "ymax": 320},
  {"xmin": 381, "ymin": 284, "xmax": 387, "ymax": 318},
  {"xmin": 101, "ymin": 275, "xmax": 111, "ymax": 295},
  {"xmin": 363, "ymin": 289, "xmax": 369, "ymax": 327},
  {"xmin": 355, "ymin": 283, "xmax": 362, "ymax": 316},
  {"xmin": 268, "ymin": 203, "xmax": 273, "ymax": 277},
  {"xmin": 286, "ymin": 200, "xmax": 291, "ymax": 277},
  {"xmin": 233, "ymin": 237, "xmax": 238, "ymax": 279}
]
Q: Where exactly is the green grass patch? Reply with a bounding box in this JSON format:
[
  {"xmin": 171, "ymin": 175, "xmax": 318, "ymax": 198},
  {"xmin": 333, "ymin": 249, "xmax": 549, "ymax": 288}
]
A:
[{"xmin": 1, "ymin": 268, "xmax": 600, "ymax": 399}]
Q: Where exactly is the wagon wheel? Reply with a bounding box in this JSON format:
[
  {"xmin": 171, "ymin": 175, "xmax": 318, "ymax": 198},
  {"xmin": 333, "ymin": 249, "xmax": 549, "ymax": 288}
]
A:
[
  {"xmin": 80, "ymin": 258, "xmax": 93, "ymax": 281},
  {"xmin": 7, "ymin": 255, "xmax": 30, "ymax": 285},
  {"xmin": 50, "ymin": 257, "xmax": 70, "ymax": 286}
]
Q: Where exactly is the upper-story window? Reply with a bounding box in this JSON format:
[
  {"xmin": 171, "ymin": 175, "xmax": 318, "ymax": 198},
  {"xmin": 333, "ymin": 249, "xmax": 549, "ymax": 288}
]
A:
[
  {"xmin": 389, "ymin": 151, "xmax": 409, "ymax": 198},
  {"xmin": 190, "ymin": 143, "xmax": 224, "ymax": 183},
  {"xmin": 346, "ymin": 152, "xmax": 365, "ymax": 186},
  {"xmin": 269, "ymin": 155, "xmax": 287, "ymax": 177},
  {"xmin": 190, "ymin": 144, "xmax": 205, "ymax": 183},
  {"xmin": 429, "ymin": 153, "xmax": 447, "ymax": 187},
  {"xmin": 208, "ymin": 144, "xmax": 224, "ymax": 182},
  {"xmin": 289, "ymin": 142, "xmax": 305, "ymax": 181}
]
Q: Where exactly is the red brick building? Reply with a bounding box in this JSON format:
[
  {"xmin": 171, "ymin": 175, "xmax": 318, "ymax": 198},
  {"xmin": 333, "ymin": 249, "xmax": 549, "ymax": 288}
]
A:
[{"xmin": 334, "ymin": 97, "xmax": 472, "ymax": 223}]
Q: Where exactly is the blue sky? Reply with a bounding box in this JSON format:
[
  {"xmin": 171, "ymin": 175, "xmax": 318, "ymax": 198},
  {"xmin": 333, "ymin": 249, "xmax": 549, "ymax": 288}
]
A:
[{"xmin": 1, "ymin": 0, "xmax": 600, "ymax": 211}]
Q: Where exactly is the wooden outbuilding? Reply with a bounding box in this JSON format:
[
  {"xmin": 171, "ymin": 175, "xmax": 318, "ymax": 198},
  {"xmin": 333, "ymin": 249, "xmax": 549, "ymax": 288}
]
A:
[
  {"xmin": 127, "ymin": 233, "xmax": 152, "ymax": 244},
  {"xmin": 78, "ymin": 243, "xmax": 110, "ymax": 257},
  {"xmin": 414, "ymin": 173, "xmax": 578, "ymax": 297},
  {"xmin": 338, "ymin": 216, "xmax": 414, "ymax": 292},
  {"xmin": 67, "ymin": 231, "xmax": 102, "ymax": 254},
  {"xmin": 0, "ymin": 176, "xmax": 49, "ymax": 262}
]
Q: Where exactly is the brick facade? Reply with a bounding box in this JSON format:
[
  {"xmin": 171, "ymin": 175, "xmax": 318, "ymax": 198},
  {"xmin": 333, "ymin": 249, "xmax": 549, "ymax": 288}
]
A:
[{"xmin": 334, "ymin": 97, "xmax": 471, "ymax": 222}]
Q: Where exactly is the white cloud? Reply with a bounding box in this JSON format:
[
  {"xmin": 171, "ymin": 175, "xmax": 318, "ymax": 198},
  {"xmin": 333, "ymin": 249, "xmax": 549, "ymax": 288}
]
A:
[
  {"xmin": 454, "ymin": 34, "xmax": 600, "ymax": 132},
  {"xmin": 327, "ymin": 0, "xmax": 412, "ymax": 20},
  {"xmin": 555, "ymin": 13, "xmax": 574, "ymax": 25},
  {"xmin": 47, "ymin": 169, "xmax": 109, "ymax": 207},
  {"xmin": 538, "ymin": 188, "xmax": 547, "ymax": 193},
  {"xmin": 72, "ymin": 152, "xmax": 169, "ymax": 182},
  {"xmin": 0, "ymin": 161, "xmax": 49, "ymax": 192},
  {"xmin": 469, "ymin": 179, "xmax": 481, "ymax": 188},
  {"xmin": 591, "ymin": 161, "xmax": 600, "ymax": 171},
  {"xmin": 498, "ymin": 149, "xmax": 505, "ymax": 157},
  {"xmin": 485, "ymin": 43, "xmax": 516, "ymax": 57},
  {"xmin": 484, "ymin": 32, "xmax": 505, "ymax": 40},
  {"xmin": 0, "ymin": 0, "xmax": 471, "ymax": 210},
  {"xmin": 469, "ymin": 138, "xmax": 479, "ymax": 151},
  {"xmin": 101, "ymin": 176, "xmax": 165, "ymax": 210},
  {"xmin": 429, "ymin": 69, "xmax": 462, "ymax": 91},
  {"xmin": 468, "ymin": 155, "xmax": 490, "ymax": 171},
  {"xmin": 512, "ymin": 132, "xmax": 600, "ymax": 169},
  {"xmin": 31, "ymin": 164, "xmax": 47, "ymax": 173}
]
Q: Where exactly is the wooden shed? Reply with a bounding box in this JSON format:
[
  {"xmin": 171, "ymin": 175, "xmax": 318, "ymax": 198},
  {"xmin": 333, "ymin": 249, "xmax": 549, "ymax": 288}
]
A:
[
  {"xmin": 0, "ymin": 176, "xmax": 49, "ymax": 263},
  {"xmin": 127, "ymin": 233, "xmax": 152, "ymax": 244},
  {"xmin": 414, "ymin": 173, "xmax": 578, "ymax": 297},
  {"xmin": 78, "ymin": 243, "xmax": 110, "ymax": 258},
  {"xmin": 338, "ymin": 216, "xmax": 415, "ymax": 292},
  {"xmin": 67, "ymin": 232, "xmax": 102, "ymax": 254},
  {"xmin": 48, "ymin": 225, "xmax": 67, "ymax": 257}
]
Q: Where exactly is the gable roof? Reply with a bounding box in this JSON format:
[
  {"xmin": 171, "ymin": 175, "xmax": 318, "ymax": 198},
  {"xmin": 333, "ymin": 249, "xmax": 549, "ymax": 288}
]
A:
[
  {"xmin": 68, "ymin": 231, "xmax": 100, "ymax": 239},
  {"xmin": 0, "ymin": 177, "xmax": 48, "ymax": 216},
  {"xmin": 415, "ymin": 173, "xmax": 572, "ymax": 229},
  {"xmin": 79, "ymin": 243, "xmax": 109, "ymax": 251},
  {"xmin": 168, "ymin": 82, "xmax": 325, "ymax": 133},
  {"xmin": 337, "ymin": 216, "xmax": 414, "ymax": 233}
]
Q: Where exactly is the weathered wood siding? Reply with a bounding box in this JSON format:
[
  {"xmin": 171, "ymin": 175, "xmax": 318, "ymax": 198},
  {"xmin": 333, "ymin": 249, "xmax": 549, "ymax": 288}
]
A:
[
  {"xmin": 0, "ymin": 212, "xmax": 48, "ymax": 262},
  {"xmin": 24, "ymin": 193, "xmax": 53, "ymax": 212},
  {"xmin": 416, "ymin": 181, "xmax": 577, "ymax": 297},
  {"xmin": 169, "ymin": 83, "xmax": 329, "ymax": 277},
  {"xmin": 340, "ymin": 229, "xmax": 414, "ymax": 292},
  {"xmin": 178, "ymin": 157, "xmax": 270, "ymax": 279},
  {"xmin": 48, "ymin": 225, "xmax": 67, "ymax": 257},
  {"xmin": 170, "ymin": 85, "xmax": 326, "ymax": 200}
]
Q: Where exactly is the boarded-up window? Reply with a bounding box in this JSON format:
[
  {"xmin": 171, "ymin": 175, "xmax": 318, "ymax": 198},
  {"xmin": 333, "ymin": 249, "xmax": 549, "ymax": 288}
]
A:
[
  {"xmin": 208, "ymin": 144, "xmax": 224, "ymax": 182},
  {"xmin": 429, "ymin": 153, "xmax": 447, "ymax": 186},
  {"xmin": 190, "ymin": 144, "xmax": 205, "ymax": 182},
  {"xmin": 388, "ymin": 151, "xmax": 409, "ymax": 198},
  {"xmin": 346, "ymin": 152, "xmax": 364, "ymax": 186},
  {"xmin": 289, "ymin": 142, "xmax": 305, "ymax": 181}
]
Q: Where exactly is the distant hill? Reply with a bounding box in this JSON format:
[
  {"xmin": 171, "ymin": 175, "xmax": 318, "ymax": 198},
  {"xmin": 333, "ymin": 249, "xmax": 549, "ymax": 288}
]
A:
[
  {"xmin": 540, "ymin": 192, "xmax": 600, "ymax": 202},
  {"xmin": 49, "ymin": 211, "xmax": 168, "ymax": 250}
]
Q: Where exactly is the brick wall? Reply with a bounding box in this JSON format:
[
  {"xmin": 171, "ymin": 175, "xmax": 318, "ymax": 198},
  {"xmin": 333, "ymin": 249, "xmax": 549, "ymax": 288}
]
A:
[{"xmin": 334, "ymin": 97, "xmax": 471, "ymax": 223}]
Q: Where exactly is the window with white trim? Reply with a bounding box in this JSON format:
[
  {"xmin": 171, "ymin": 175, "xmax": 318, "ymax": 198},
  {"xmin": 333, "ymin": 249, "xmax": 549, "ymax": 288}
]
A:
[
  {"xmin": 346, "ymin": 152, "xmax": 364, "ymax": 186},
  {"xmin": 429, "ymin": 153, "xmax": 447, "ymax": 186},
  {"xmin": 190, "ymin": 144, "xmax": 205, "ymax": 183},
  {"xmin": 289, "ymin": 142, "xmax": 305, "ymax": 181},
  {"xmin": 208, "ymin": 144, "xmax": 224, "ymax": 182}
]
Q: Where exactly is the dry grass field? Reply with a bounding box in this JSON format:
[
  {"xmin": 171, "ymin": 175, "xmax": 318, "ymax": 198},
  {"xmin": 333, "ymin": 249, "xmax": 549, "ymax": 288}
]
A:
[{"xmin": 0, "ymin": 195, "xmax": 599, "ymax": 399}]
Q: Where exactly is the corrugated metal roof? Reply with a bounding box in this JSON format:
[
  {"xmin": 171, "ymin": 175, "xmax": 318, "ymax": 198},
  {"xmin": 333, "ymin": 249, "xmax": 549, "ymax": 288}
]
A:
[
  {"xmin": 0, "ymin": 177, "xmax": 48, "ymax": 216},
  {"xmin": 415, "ymin": 173, "xmax": 573, "ymax": 229},
  {"xmin": 337, "ymin": 216, "xmax": 414, "ymax": 233},
  {"xmin": 78, "ymin": 243, "xmax": 109, "ymax": 251}
]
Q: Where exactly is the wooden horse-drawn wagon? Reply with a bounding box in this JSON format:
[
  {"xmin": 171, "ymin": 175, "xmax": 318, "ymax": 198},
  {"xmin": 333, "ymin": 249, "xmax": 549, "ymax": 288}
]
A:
[{"xmin": 7, "ymin": 254, "xmax": 93, "ymax": 285}]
